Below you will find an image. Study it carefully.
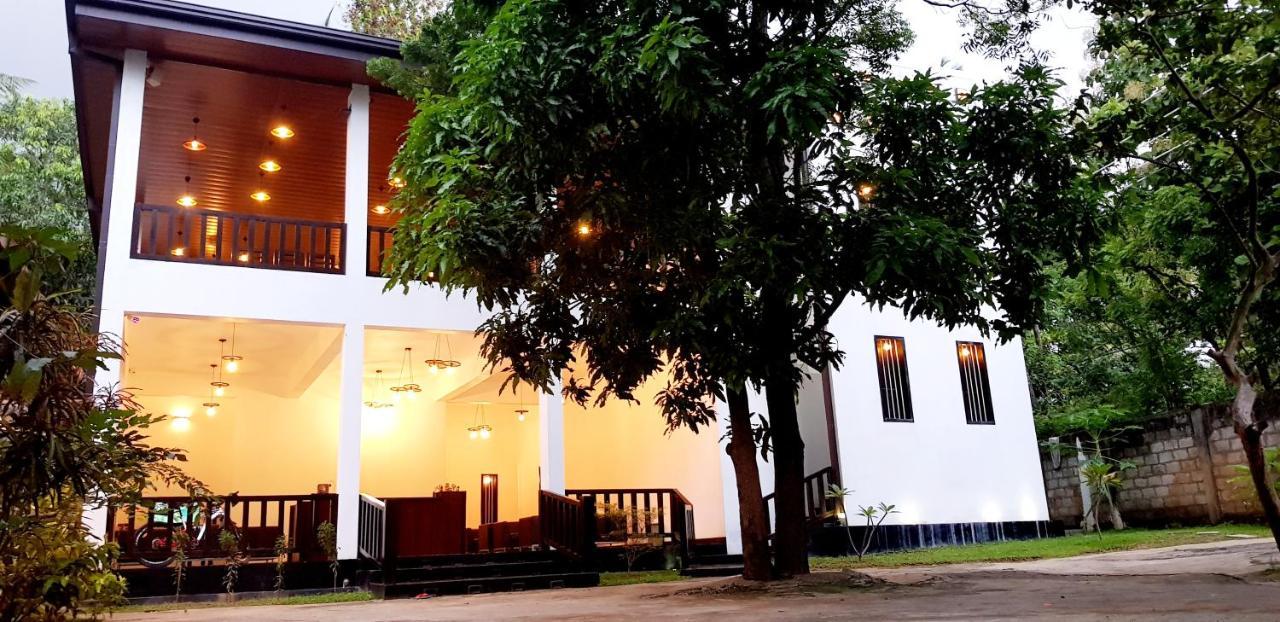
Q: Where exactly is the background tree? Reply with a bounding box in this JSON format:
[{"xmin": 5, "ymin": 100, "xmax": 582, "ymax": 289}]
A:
[
  {"xmin": 345, "ymin": 0, "xmax": 444, "ymax": 40},
  {"xmin": 382, "ymin": 0, "xmax": 1098, "ymax": 576},
  {"xmin": 0, "ymin": 89, "xmax": 95, "ymax": 308},
  {"xmin": 0, "ymin": 228, "xmax": 203, "ymax": 620},
  {"xmin": 1081, "ymin": 0, "xmax": 1280, "ymax": 549}
]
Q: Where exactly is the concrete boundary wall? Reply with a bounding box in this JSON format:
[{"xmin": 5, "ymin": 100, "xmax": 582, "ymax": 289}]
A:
[{"xmin": 1041, "ymin": 406, "xmax": 1280, "ymax": 527}]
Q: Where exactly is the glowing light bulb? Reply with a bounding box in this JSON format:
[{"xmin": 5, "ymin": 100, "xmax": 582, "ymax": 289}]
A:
[
  {"xmin": 250, "ymin": 191, "xmax": 271, "ymax": 202},
  {"xmin": 518, "ymin": 412, "xmax": 526, "ymax": 422},
  {"xmin": 171, "ymin": 418, "xmax": 191, "ymax": 432},
  {"xmin": 469, "ymin": 429, "xmax": 478, "ymax": 440},
  {"xmin": 237, "ymin": 252, "xmax": 250, "ymax": 262},
  {"xmin": 183, "ymin": 138, "xmax": 207, "ymax": 151},
  {"xmin": 371, "ymin": 204, "xmax": 390, "ymax": 215},
  {"xmin": 224, "ymin": 359, "xmax": 238, "ymax": 373},
  {"xmin": 270, "ymin": 125, "xmax": 294, "ymax": 139},
  {"xmin": 959, "ymin": 346, "xmax": 970, "ymax": 358},
  {"xmin": 177, "ymin": 195, "xmax": 198, "ymax": 207},
  {"xmin": 389, "ymin": 176, "xmax": 406, "ymax": 189},
  {"xmin": 482, "ymin": 475, "xmax": 493, "ymax": 485},
  {"xmin": 479, "ymin": 427, "xmax": 491, "ymax": 439},
  {"xmin": 259, "ymin": 160, "xmax": 282, "ymax": 173},
  {"xmin": 858, "ymin": 183, "xmax": 875, "ymax": 199},
  {"xmin": 445, "ymin": 366, "xmax": 456, "ymax": 375},
  {"xmin": 205, "ymin": 405, "xmax": 217, "ymax": 417},
  {"xmin": 214, "ymin": 386, "xmax": 225, "ymax": 397},
  {"xmin": 170, "ymin": 247, "xmax": 187, "ymax": 257},
  {"xmin": 577, "ymin": 223, "xmax": 591, "ymax": 236}
]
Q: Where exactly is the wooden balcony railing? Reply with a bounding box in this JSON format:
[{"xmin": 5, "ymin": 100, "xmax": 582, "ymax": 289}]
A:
[
  {"xmin": 357, "ymin": 493, "xmax": 386, "ymax": 562},
  {"xmin": 367, "ymin": 225, "xmax": 392, "ymax": 277},
  {"xmin": 539, "ymin": 490, "xmax": 597, "ymax": 559},
  {"xmin": 565, "ymin": 487, "xmax": 694, "ymax": 562},
  {"xmin": 763, "ymin": 465, "xmax": 840, "ymax": 525},
  {"xmin": 131, "ymin": 204, "xmax": 345, "ymax": 274},
  {"xmin": 107, "ymin": 493, "xmax": 338, "ymax": 564}
]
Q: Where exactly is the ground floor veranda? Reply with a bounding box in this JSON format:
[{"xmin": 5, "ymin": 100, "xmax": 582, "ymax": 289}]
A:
[{"xmin": 94, "ymin": 314, "xmax": 726, "ymax": 573}]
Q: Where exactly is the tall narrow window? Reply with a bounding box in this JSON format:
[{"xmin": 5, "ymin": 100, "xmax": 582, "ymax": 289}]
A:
[
  {"xmin": 956, "ymin": 341, "xmax": 995, "ymax": 424},
  {"xmin": 874, "ymin": 336, "xmax": 913, "ymax": 422},
  {"xmin": 480, "ymin": 474, "xmax": 499, "ymax": 524}
]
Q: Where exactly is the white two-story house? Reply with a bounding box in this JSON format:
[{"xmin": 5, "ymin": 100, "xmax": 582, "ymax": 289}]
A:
[{"xmin": 68, "ymin": 0, "xmax": 1052, "ymax": 596}]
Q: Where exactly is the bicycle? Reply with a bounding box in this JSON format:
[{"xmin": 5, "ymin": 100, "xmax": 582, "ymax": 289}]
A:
[{"xmin": 133, "ymin": 497, "xmax": 238, "ymax": 569}]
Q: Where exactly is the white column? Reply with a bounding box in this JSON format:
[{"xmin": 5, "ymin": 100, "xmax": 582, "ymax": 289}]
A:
[
  {"xmin": 344, "ymin": 83, "xmax": 370, "ymax": 278},
  {"xmin": 334, "ymin": 83, "xmax": 370, "ymax": 560},
  {"xmin": 716, "ymin": 400, "xmax": 743, "ymax": 555},
  {"xmin": 85, "ymin": 49, "xmax": 148, "ymax": 542},
  {"xmin": 538, "ymin": 377, "xmax": 565, "ymax": 493},
  {"xmin": 335, "ymin": 324, "xmax": 365, "ymax": 559}
]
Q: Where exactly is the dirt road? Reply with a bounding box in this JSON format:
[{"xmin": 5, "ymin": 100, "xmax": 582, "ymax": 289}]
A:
[{"xmin": 115, "ymin": 538, "xmax": 1280, "ymax": 621}]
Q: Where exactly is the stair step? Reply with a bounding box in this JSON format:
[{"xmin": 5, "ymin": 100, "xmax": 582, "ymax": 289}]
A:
[
  {"xmin": 369, "ymin": 559, "xmax": 568, "ymax": 583},
  {"xmin": 690, "ymin": 553, "xmax": 742, "ymax": 566},
  {"xmin": 680, "ymin": 563, "xmax": 743, "ymax": 578},
  {"xmin": 370, "ymin": 571, "xmax": 600, "ymax": 598}
]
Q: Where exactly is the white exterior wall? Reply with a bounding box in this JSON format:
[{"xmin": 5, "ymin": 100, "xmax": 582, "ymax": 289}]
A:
[{"xmin": 825, "ymin": 297, "xmax": 1050, "ymax": 526}]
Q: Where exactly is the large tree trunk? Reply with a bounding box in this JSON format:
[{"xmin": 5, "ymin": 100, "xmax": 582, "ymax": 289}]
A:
[
  {"xmin": 765, "ymin": 373, "xmax": 809, "ymax": 577},
  {"xmin": 724, "ymin": 383, "xmax": 772, "ymax": 580},
  {"xmin": 1230, "ymin": 378, "xmax": 1280, "ymax": 551}
]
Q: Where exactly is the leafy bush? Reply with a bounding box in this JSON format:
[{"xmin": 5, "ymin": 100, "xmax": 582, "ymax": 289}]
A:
[{"xmin": 0, "ymin": 227, "xmax": 202, "ymax": 620}]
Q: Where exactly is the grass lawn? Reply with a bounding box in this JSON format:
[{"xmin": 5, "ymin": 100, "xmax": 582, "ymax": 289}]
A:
[
  {"xmin": 112, "ymin": 590, "xmax": 373, "ymax": 614},
  {"xmin": 599, "ymin": 569, "xmax": 686, "ymax": 587},
  {"xmin": 812, "ymin": 524, "xmax": 1271, "ymax": 570}
]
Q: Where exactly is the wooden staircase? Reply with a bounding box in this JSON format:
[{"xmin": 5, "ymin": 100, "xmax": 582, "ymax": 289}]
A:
[{"xmin": 367, "ymin": 550, "xmax": 598, "ymax": 598}]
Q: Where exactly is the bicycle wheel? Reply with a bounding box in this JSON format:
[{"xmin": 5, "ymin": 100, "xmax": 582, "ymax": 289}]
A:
[{"xmin": 134, "ymin": 525, "xmax": 176, "ymax": 568}]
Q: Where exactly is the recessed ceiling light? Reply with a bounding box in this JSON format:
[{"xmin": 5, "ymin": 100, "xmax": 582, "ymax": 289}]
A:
[
  {"xmin": 270, "ymin": 125, "xmax": 295, "ymax": 139},
  {"xmin": 259, "ymin": 160, "xmax": 282, "ymax": 173}
]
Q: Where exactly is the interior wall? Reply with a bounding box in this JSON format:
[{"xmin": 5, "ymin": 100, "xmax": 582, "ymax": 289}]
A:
[
  {"xmin": 137, "ymin": 380, "xmax": 340, "ymax": 497},
  {"xmin": 441, "ymin": 404, "xmax": 540, "ymax": 526},
  {"xmin": 563, "ymin": 373, "xmax": 726, "ymax": 539},
  {"xmin": 359, "ymin": 397, "xmax": 447, "ymax": 498}
]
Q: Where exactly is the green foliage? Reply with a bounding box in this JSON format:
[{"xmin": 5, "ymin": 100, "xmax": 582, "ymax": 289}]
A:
[
  {"xmin": 1232, "ymin": 448, "xmax": 1280, "ymax": 497},
  {"xmin": 0, "ymin": 227, "xmax": 202, "ymax": 620},
  {"xmin": 217, "ymin": 529, "xmax": 243, "ymax": 594},
  {"xmin": 273, "ymin": 533, "xmax": 289, "ymax": 592},
  {"xmin": 317, "ymin": 520, "xmax": 338, "ymax": 589},
  {"xmin": 825, "ymin": 485, "xmax": 897, "ymax": 561},
  {"xmin": 1080, "ymin": 457, "xmax": 1134, "ymax": 535},
  {"xmin": 346, "ymin": 0, "xmax": 444, "ymax": 41},
  {"xmin": 172, "ymin": 527, "xmax": 190, "ymax": 598},
  {"xmin": 0, "ymin": 94, "xmax": 94, "ymax": 308}
]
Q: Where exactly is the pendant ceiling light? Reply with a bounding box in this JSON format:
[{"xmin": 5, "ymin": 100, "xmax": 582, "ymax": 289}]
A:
[
  {"xmin": 259, "ymin": 159, "xmax": 282, "ymax": 173},
  {"xmin": 390, "ymin": 347, "xmax": 421, "ymax": 401},
  {"xmin": 250, "ymin": 172, "xmax": 271, "ymax": 202},
  {"xmin": 202, "ymin": 363, "xmax": 221, "ymax": 416},
  {"xmin": 177, "ymin": 175, "xmax": 198, "ymax": 208},
  {"xmin": 270, "ymin": 125, "xmax": 295, "ymax": 139},
  {"xmin": 364, "ymin": 370, "xmax": 394, "ymax": 409},
  {"xmin": 371, "ymin": 204, "xmax": 390, "ymax": 215},
  {"xmin": 211, "ymin": 339, "xmax": 231, "ymax": 397},
  {"xmin": 424, "ymin": 334, "xmax": 461, "ymax": 374},
  {"xmin": 183, "ymin": 116, "xmax": 207, "ymax": 151},
  {"xmin": 514, "ymin": 385, "xmax": 528, "ymax": 422},
  {"xmin": 222, "ymin": 324, "xmax": 243, "ymax": 373},
  {"xmin": 388, "ymin": 176, "xmax": 406, "ymax": 189},
  {"xmin": 467, "ymin": 403, "xmax": 492, "ymax": 440}
]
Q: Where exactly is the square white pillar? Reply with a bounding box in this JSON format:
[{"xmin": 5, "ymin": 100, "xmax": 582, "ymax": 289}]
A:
[
  {"xmin": 85, "ymin": 48, "xmax": 148, "ymax": 542},
  {"xmin": 538, "ymin": 377, "xmax": 565, "ymax": 493},
  {"xmin": 334, "ymin": 83, "xmax": 370, "ymax": 560},
  {"xmin": 335, "ymin": 324, "xmax": 365, "ymax": 559}
]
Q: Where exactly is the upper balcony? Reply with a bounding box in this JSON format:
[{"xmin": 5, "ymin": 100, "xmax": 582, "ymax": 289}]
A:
[{"xmin": 122, "ymin": 59, "xmax": 413, "ymax": 277}]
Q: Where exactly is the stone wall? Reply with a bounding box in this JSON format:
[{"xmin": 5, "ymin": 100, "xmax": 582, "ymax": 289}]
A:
[{"xmin": 1040, "ymin": 406, "xmax": 1280, "ymax": 528}]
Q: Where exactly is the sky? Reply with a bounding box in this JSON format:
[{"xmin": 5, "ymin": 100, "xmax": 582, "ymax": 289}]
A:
[{"xmin": 0, "ymin": 0, "xmax": 1094, "ymax": 101}]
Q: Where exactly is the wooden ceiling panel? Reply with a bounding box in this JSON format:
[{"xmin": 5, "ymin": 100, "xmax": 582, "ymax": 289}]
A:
[
  {"xmin": 368, "ymin": 93, "xmax": 416, "ymax": 229},
  {"xmin": 138, "ymin": 60, "xmax": 350, "ymax": 223}
]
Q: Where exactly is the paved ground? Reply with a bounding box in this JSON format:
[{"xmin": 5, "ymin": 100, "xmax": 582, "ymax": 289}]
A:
[{"xmin": 116, "ymin": 538, "xmax": 1280, "ymax": 621}]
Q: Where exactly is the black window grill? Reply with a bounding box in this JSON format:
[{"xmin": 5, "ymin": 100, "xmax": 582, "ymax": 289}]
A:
[
  {"xmin": 957, "ymin": 341, "xmax": 995, "ymax": 424},
  {"xmin": 874, "ymin": 336, "xmax": 914, "ymax": 422}
]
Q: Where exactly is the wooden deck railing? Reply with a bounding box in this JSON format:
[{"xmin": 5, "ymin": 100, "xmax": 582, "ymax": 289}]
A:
[
  {"xmin": 367, "ymin": 226, "xmax": 393, "ymax": 276},
  {"xmin": 357, "ymin": 493, "xmax": 387, "ymax": 562},
  {"xmin": 131, "ymin": 204, "xmax": 345, "ymax": 274},
  {"xmin": 539, "ymin": 490, "xmax": 596, "ymax": 559},
  {"xmin": 107, "ymin": 493, "xmax": 337, "ymax": 563},
  {"xmin": 763, "ymin": 466, "xmax": 840, "ymax": 525},
  {"xmin": 564, "ymin": 488, "xmax": 695, "ymax": 562}
]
